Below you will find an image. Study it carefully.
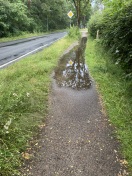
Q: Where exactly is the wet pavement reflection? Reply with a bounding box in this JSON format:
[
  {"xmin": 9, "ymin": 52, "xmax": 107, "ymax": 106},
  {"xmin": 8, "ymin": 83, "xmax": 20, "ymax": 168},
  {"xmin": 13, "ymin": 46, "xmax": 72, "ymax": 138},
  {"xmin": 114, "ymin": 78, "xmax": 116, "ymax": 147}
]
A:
[{"xmin": 55, "ymin": 37, "xmax": 91, "ymax": 90}]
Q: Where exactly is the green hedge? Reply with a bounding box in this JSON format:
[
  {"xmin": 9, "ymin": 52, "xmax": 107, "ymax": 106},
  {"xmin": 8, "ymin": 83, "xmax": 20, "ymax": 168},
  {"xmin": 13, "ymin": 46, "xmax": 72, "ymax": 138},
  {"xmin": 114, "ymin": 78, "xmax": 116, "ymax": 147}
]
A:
[{"xmin": 88, "ymin": 1, "xmax": 132, "ymax": 73}]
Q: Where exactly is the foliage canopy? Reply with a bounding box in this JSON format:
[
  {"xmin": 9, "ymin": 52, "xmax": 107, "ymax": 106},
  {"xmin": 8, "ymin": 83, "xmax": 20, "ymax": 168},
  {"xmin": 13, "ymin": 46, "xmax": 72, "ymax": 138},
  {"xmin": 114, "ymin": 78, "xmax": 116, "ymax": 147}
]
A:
[{"xmin": 0, "ymin": 0, "xmax": 69, "ymax": 37}]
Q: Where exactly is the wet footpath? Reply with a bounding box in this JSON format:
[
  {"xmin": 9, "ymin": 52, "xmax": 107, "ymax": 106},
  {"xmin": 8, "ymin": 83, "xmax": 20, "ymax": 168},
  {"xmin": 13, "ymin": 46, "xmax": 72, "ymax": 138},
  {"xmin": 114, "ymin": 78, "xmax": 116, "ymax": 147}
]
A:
[{"xmin": 22, "ymin": 33, "xmax": 127, "ymax": 176}]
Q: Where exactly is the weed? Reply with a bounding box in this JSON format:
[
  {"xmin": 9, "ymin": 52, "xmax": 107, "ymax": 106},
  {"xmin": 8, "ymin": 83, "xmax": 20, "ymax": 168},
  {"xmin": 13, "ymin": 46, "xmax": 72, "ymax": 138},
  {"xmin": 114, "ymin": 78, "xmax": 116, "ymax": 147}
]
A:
[
  {"xmin": 67, "ymin": 26, "xmax": 81, "ymax": 40},
  {"xmin": 86, "ymin": 37, "xmax": 132, "ymax": 173},
  {"xmin": 0, "ymin": 36, "xmax": 75, "ymax": 175}
]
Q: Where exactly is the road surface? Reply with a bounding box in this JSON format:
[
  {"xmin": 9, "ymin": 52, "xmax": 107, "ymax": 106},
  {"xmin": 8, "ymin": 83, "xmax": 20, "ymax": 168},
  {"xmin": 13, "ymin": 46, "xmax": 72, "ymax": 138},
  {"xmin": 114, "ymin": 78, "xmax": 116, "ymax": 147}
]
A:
[{"xmin": 0, "ymin": 32, "xmax": 66, "ymax": 69}]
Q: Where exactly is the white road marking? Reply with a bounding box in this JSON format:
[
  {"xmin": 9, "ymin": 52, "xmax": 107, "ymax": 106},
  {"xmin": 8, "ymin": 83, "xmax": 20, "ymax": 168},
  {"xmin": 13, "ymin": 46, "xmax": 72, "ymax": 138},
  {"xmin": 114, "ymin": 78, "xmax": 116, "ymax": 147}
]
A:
[{"xmin": 0, "ymin": 35, "xmax": 66, "ymax": 69}]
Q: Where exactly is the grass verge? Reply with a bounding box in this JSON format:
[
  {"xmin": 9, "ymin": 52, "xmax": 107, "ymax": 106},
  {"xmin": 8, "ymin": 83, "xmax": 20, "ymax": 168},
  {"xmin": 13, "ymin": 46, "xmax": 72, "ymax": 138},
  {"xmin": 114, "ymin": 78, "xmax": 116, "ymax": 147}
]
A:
[
  {"xmin": 0, "ymin": 36, "xmax": 75, "ymax": 176},
  {"xmin": 0, "ymin": 32, "xmax": 47, "ymax": 43},
  {"xmin": 0, "ymin": 30, "xmax": 65, "ymax": 43},
  {"xmin": 85, "ymin": 37, "xmax": 132, "ymax": 174}
]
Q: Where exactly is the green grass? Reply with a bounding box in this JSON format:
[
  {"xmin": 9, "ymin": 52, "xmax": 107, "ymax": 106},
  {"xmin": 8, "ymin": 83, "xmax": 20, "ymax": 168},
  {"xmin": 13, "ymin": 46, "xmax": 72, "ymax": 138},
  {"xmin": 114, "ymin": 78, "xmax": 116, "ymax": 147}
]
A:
[
  {"xmin": 0, "ymin": 32, "xmax": 47, "ymax": 43},
  {"xmin": 86, "ymin": 37, "xmax": 132, "ymax": 174},
  {"xmin": 0, "ymin": 36, "xmax": 75, "ymax": 176},
  {"xmin": 67, "ymin": 26, "xmax": 81, "ymax": 40},
  {"xmin": 0, "ymin": 30, "xmax": 65, "ymax": 43}
]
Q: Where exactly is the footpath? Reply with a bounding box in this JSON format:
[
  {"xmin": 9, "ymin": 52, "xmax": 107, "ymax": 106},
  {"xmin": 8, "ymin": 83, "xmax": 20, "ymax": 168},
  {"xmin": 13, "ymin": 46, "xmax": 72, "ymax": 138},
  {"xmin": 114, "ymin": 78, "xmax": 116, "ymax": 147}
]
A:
[{"xmin": 22, "ymin": 33, "xmax": 126, "ymax": 176}]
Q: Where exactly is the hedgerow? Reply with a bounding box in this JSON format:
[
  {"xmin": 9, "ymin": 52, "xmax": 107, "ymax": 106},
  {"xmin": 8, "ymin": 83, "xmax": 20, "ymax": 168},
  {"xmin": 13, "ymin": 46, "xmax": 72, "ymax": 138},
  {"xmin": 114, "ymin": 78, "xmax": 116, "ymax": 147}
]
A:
[{"xmin": 88, "ymin": 1, "xmax": 132, "ymax": 74}]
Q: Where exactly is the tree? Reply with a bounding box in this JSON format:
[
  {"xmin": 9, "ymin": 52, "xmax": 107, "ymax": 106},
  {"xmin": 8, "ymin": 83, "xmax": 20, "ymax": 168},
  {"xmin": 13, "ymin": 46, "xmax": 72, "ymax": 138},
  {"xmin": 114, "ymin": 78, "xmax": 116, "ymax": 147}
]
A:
[
  {"xmin": 67, "ymin": 0, "xmax": 90, "ymax": 27},
  {"xmin": 0, "ymin": 0, "xmax": 70, "ymax": 36},
  {"xmin": 0, "ymin": 0, "xmax": 32, "ymax": 37},
  {"xmin": 91, "ymin": 0, "xmax": 104, "ymax": 13}
]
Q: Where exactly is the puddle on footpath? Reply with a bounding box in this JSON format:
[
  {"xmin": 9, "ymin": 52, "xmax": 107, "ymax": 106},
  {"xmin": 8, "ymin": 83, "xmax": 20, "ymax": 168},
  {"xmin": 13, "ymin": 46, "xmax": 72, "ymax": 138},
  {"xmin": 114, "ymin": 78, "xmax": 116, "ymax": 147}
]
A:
[{"xmin": 54, "ymin": 37, "xmax": 91, "ymax": 90}]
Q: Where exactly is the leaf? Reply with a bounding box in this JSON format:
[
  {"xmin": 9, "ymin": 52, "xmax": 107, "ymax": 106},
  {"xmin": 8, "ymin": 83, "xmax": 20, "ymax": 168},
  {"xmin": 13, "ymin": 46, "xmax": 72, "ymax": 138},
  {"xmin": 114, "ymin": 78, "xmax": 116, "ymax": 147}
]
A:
[
  {"xmin": 22, "ymin": 152, "xmax": 31, "ymax": 160},
  {"xmin": 120, "ymin": 159, "xmax": 128, "ymax": 165}
]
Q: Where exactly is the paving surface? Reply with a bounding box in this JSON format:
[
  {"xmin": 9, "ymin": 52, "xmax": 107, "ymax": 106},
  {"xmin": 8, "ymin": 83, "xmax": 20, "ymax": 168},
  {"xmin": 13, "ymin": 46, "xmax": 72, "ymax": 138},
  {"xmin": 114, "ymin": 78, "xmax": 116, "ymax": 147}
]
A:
[{"xmin": 22, "ymin": 40, "xmax": 126, "ymax": 176}]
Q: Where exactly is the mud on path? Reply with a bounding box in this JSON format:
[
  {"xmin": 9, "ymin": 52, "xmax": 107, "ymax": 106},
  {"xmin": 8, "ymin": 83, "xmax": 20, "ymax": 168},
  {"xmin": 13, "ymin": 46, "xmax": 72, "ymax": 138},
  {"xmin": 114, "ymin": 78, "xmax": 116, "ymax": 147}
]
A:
[{"xmin": 22, "ymin": 34, "xmax": 126, "ymax": 176}]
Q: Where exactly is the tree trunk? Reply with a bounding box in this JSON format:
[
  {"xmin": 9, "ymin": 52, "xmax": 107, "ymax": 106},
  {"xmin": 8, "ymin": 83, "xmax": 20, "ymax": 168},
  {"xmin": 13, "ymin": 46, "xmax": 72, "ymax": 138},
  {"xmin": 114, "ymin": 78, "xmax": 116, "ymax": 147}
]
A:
[
  {"xmin": 71, "ymin": 0, "xmax": 90, "ymax": 27},
  {"xmin": 72, "ymin": 0, "xmax": 81, "ymax": 27}
]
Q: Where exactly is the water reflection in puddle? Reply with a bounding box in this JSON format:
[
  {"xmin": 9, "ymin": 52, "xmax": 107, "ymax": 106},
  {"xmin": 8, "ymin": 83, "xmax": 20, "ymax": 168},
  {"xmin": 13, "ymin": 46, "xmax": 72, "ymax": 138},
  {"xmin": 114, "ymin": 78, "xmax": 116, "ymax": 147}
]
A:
[{"xmin": 55, "ymin": 37, "xmax": 91, "ymax": 90}]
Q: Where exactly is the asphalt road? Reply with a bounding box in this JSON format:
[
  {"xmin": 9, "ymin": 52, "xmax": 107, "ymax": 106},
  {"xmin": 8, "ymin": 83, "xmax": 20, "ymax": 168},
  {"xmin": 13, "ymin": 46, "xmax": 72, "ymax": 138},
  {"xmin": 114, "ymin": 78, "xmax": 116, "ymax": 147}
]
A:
[{"xmin": 0, "ymin": 32, "xmax": 66, "ymax": 69}]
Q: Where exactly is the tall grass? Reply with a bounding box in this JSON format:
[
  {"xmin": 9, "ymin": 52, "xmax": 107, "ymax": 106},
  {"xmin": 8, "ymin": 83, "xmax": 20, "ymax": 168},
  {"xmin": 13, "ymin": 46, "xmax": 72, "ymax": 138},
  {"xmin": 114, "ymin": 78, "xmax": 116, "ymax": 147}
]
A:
[
  {"xmin": 0, "ymin": 37, "xmax": 75, "ymax": 175},
  {"xmin": 85, "ymin": 37, "xmax": 132, "ymax": 174},
  {"xmin": 67, "ymin": 26, "xmax": 81, "ymax": 40}
]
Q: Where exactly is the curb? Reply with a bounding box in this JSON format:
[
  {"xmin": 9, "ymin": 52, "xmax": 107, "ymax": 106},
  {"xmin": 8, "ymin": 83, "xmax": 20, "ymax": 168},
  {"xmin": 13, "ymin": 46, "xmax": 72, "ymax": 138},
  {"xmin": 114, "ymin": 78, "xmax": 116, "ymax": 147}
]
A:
[
  {"xmin": 0, "ymin": 31, "xmax": 66, "ymax": 48},
  {"xmin": 0, "ymin": 35, "xmax": 47, "ymax": 48}
]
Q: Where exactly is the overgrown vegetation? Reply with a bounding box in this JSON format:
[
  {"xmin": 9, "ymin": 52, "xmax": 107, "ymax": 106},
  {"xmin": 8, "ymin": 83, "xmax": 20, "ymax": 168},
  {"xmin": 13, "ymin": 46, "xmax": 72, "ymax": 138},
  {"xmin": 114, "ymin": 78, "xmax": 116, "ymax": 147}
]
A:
[
  {"xmin": 0, "ymin": 0, "xmax": 92, "ymax": 38},
  {"xmin": 86, "ymin": 37, "xmax": 132, "ymax": 174},
  {"xmin": 0, "ymin": 37, "xmax": 75, "ymax": 176},
  {"xmin": 0, "ymin": 0, "xmax": 69, "ymax": 37},
  {"xmin": 67, "ymin": 26, "xmax": 81, "ymax": 39},
  {"xmin": 88, "ymin": 0, "xmax": 132, "ymax": 74}
]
